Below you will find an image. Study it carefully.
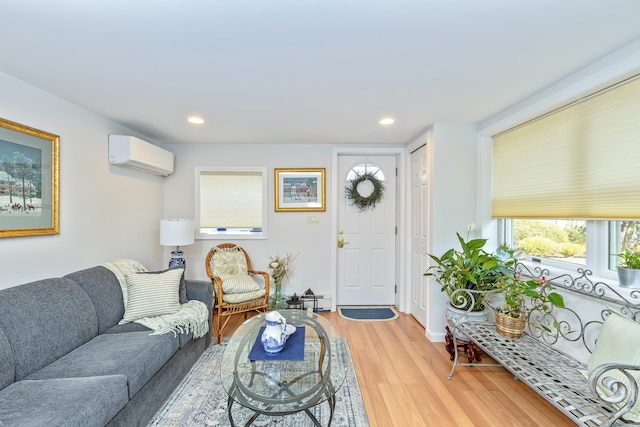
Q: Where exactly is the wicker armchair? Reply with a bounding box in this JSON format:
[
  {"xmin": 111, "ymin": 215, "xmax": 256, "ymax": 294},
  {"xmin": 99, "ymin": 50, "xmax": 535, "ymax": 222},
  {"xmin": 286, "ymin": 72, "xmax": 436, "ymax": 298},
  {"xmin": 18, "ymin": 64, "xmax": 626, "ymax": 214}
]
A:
[{"xmin": 205, "ymin": 243, "xmax": 270, "ymax": 344}]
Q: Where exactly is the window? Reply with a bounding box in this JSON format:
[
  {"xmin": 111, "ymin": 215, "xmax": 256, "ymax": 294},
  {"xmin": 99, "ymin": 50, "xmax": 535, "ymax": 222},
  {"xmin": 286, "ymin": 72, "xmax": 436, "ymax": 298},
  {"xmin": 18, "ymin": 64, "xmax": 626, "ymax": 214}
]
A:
[
  {"xmin": 345, "ymin": 163, "xmax": 385, "ymax": 181},
  {"xmin": 609, "ymin": 221, "xmax": 640, "ymax": 269},
  {"xmin": 493, "ymin": 75, "xmax": 640, "ymax": 285},
  {"xmin": 501, "ymin": 219, "xmax": 640, "ymax": 282},
  {"xmin": 512, "ymin": 219, "xmax": 586, "ymax": 266},
  {"xmin": 196, "ymin": 167, "xmax": 267, "ymax": 240}
]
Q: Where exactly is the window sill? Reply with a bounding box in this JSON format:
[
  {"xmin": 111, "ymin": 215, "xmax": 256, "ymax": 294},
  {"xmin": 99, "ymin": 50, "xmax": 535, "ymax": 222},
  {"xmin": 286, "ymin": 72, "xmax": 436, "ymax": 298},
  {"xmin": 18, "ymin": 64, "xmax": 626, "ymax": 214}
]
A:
[{"xmin": 197, "ymin": 229, "xmax": 267, "ymax": 240}]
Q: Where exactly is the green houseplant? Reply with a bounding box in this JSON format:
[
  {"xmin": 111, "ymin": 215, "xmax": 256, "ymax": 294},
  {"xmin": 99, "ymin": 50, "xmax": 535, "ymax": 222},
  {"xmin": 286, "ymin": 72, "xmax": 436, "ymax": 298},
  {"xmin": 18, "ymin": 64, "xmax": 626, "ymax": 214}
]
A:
[
  {"xmin": 491, "ymin": 275, "xmax": 565, "ymax": 338},
  {"xmin": 425, "ymin": 232, "xmax": 515, "ymax": 312},
  {"xmin": 617, "ymin": 249, "xmax": 640, "ymax": 288}
]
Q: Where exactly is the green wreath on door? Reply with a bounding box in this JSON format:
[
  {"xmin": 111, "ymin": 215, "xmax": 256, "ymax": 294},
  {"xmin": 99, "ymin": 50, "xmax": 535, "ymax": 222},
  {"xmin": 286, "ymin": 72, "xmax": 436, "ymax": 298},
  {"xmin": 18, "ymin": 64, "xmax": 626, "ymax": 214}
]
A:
[{"xmin": 345, "ymin": 172, "xmax": 385, "ymax": 211}]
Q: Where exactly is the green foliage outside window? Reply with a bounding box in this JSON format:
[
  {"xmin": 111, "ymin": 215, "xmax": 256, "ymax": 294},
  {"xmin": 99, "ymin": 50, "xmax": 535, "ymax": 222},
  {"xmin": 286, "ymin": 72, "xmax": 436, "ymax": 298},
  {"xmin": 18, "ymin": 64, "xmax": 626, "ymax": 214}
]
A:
[
  {"xmin": 514, "ymin": 220, "xmax": 586, "ymax": 260},
  {"xmin": 619, "ymin": 221, "xmax": 640, "ymax": 252}
]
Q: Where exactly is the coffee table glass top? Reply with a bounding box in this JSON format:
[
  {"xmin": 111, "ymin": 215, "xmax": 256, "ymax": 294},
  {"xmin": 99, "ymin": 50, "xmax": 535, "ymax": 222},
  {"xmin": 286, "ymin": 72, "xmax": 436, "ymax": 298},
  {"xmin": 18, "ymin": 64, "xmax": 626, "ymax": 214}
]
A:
[{"xmin": 220, "ymin": 310, "xmax": 347, "ymax": 418}]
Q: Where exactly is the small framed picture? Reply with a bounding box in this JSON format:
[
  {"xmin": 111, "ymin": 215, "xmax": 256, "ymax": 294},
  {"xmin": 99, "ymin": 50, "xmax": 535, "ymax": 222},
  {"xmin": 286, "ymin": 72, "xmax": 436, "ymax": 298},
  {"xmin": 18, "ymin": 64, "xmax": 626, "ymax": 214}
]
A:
[
  {"xmin": 275, "ymin": 168, "xmax": 325, "ymax": 212},
  {"xmin": 0, "ymin": 118, "xmax": 59, "ymax": 238}
]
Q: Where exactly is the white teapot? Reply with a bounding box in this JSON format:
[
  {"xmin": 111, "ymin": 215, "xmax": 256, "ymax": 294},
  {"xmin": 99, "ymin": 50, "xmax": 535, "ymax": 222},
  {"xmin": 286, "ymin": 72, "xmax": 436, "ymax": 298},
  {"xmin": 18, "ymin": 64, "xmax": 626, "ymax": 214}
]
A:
[{"xmin": 261, "ymin": 311, "xmax": 287, "ymax": 353}]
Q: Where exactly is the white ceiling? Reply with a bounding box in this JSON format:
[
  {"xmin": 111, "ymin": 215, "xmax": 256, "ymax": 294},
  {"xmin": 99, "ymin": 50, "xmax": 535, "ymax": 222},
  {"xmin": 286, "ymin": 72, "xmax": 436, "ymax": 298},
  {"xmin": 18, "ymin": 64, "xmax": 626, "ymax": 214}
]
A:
[{"xmin": 1, "ymin": 1, "xmax": 640, "ymax": 145}]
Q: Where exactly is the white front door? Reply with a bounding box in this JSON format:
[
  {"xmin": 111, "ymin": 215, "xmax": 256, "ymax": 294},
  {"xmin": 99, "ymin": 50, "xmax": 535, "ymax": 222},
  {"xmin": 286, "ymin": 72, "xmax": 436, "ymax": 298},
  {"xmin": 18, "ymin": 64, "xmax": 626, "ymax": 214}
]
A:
[
  {"xmin": 337, "ymin": 155, "xmax": 396, "ymax": 305},
  {"xmin": 410, "ymin": 144, "xmax": 428, "ymax": 326}
]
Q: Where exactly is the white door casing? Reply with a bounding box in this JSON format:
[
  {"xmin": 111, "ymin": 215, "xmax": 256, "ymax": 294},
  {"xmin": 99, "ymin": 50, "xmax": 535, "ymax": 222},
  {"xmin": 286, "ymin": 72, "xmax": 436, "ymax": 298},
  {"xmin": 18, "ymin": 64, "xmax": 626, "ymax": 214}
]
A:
[
  {"xmin": 410, "ymin": 144, "xmax": 428, "ymax": 326},
  {"xmin": 337, "ymin": 155, "xmax": 396, "ymax": 305}
]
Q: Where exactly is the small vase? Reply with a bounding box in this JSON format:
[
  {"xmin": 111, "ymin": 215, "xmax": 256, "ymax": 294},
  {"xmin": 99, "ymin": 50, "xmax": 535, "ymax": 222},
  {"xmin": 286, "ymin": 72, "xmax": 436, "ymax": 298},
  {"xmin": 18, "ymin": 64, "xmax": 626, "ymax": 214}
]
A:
[{"xmin": 270, "ymin": 280, "xmax": 287, "ymax": 310}]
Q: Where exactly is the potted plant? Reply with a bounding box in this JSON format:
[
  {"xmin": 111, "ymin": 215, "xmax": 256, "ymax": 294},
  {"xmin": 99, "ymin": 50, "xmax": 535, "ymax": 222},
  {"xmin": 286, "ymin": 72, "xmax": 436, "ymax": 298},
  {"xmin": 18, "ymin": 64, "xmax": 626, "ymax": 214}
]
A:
[
  {"xmin": 491, "ymin": 275, "xmax": 565, "ymax": 339},
  {"xmin": 617, "ymin": 249, "xmax": 640, "ymax": 288},
  {"xmin": 425, "ymin": 232, "xmax": 515, "ymax": 320}
]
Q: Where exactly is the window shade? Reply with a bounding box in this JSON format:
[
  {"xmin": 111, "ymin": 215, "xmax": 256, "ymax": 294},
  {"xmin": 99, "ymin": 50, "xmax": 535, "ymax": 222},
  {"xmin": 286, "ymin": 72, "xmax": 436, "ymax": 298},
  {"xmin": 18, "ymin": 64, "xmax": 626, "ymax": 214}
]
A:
[
  {"xmin": 200, "ymin": 172, "xmax": 263, "ymax": 228},
  {"xmin": 493, "ymin": 75, "xmax": 640, "ymax": 220}
]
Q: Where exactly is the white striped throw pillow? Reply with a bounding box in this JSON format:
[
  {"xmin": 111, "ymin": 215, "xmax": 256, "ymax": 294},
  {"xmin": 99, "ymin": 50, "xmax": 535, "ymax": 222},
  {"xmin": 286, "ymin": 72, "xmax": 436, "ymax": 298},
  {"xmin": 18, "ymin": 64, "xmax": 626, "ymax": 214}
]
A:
[
  {"xmin": 119, "ymin": 268, "xmax": 184, "ymax": 324},
  {"xmin": 219, "ymin": 274, "xmax": 261, "ymax": 294}
]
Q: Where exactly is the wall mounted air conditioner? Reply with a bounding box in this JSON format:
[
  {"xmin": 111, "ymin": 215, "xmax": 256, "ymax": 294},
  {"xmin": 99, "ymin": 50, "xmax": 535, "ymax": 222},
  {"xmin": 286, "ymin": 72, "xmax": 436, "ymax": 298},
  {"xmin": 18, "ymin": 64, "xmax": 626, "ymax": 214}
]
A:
[{"xmin": 108, "ymin": 134, "xmax": 174, "ymax": 176}]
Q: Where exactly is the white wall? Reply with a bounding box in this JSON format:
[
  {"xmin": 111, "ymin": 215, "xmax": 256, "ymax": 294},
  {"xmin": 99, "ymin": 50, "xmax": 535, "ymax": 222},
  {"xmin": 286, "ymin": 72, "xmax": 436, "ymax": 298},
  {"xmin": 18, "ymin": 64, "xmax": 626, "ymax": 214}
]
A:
[
  {"xmin": 423, "ymin": 123, "xmax": 480, "ymax": 341},
  {"xmin": 162, "ymin": 143, "xmax": 334, "ymax": 299},
  {"xmin": 0, "ymin": 72, "xmax": 165, "ymax": 289}
]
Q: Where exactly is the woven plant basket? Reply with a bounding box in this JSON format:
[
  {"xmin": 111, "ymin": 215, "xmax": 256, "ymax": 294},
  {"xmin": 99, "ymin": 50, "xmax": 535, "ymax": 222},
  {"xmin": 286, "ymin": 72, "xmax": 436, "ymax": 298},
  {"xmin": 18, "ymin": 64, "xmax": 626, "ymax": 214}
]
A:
[{"xmin": 494, "ymin": 309, "xmax": 526, "ymax": 339}]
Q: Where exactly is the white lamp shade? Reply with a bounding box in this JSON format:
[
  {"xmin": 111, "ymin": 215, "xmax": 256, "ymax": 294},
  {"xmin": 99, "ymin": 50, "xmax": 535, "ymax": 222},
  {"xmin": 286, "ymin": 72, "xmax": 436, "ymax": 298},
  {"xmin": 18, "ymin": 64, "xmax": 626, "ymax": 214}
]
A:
[{"xmin": 160, "ymin": 219, "xmax": 194, "ymax": 246}]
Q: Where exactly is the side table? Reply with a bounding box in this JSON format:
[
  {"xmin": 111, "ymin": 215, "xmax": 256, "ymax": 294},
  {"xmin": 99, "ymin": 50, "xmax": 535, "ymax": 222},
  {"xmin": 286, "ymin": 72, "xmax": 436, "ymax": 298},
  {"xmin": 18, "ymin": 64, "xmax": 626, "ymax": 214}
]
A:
[{"xmin": 444, "ymin": 326, "xmax": 482, "ymax": 363}]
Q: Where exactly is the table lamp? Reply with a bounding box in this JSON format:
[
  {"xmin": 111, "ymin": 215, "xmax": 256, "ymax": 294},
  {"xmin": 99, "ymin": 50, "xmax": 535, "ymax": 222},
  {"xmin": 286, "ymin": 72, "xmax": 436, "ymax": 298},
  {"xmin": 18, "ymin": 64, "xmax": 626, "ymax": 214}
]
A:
[{"xmin": 160, "ymin": 219, "xmax": 194, "ymax": 269}]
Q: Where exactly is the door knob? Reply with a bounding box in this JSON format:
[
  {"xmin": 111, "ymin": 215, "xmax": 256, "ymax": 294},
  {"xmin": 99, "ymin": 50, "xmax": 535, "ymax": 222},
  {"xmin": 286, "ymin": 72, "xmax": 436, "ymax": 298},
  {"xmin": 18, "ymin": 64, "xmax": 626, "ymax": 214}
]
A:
[{"xmin": 338, "ymin": 230, "xmax": 349, "ymax": 248}]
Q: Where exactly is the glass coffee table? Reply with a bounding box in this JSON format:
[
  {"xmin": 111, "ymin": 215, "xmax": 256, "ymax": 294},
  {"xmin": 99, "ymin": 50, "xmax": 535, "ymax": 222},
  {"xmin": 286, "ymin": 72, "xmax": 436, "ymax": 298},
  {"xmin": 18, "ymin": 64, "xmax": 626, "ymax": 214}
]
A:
[{"xmin": 220, "ymin": 310, "xmax": 347, "ymax": 426}]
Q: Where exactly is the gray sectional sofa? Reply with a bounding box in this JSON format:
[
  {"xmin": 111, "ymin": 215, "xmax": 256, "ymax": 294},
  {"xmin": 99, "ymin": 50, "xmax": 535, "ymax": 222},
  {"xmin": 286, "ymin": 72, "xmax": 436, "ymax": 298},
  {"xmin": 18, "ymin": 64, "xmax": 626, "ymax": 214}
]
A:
[{"xmin": 0, "ymin": 265, "xmax": 213, "ymax": 427}]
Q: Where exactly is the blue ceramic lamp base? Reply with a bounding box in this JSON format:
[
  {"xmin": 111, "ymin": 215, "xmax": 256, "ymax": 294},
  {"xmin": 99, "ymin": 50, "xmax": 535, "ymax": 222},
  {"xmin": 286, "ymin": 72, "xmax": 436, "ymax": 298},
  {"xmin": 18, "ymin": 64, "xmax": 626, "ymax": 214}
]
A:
[{"xmin": 168, "ymin": 249, "xmax": 186, "ymax": 269}]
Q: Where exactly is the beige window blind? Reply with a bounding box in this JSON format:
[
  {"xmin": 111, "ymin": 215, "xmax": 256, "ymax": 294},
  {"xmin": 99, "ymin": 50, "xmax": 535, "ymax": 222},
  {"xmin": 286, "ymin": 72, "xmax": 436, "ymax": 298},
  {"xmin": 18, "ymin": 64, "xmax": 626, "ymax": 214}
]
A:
[
  {"xmin": 493, "ymin": 75, "xmax": 640, "ymax": 220},
  {"xmin": 200, "ymin": 172, "xmax": 263, "ymax": 228}
]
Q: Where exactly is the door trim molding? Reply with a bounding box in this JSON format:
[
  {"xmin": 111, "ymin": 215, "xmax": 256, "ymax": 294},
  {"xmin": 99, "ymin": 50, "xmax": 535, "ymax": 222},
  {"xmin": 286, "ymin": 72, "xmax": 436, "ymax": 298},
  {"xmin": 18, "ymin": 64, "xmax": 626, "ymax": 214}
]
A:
[{"xmin": 330, "ymin": 146, "xmax": 407, "ymax": 312}]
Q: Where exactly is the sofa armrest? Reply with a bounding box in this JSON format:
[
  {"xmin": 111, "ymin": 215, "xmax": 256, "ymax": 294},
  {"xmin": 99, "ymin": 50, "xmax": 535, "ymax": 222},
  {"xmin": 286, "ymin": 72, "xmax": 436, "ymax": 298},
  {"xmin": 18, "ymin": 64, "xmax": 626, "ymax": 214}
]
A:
[{"xmin": 185, "ymin": 279, "xmax": 213, "ymax": 347}]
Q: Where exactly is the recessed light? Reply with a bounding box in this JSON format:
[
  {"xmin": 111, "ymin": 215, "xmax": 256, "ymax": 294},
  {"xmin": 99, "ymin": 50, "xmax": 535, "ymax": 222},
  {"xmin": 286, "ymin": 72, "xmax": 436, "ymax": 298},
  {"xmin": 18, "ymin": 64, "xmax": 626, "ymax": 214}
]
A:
[
  {"xmin": 379, "ymin": 117, "xmax": 395, "ymax": 126},
  {"xmin": 187, "ymin": 116, "xmax": 205, "ymax": 124}
]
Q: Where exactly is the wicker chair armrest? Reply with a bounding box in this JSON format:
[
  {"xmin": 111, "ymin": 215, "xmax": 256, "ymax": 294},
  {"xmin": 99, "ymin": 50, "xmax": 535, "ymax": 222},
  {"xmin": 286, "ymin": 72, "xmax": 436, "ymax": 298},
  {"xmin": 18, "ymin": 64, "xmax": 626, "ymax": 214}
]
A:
[
  {"xmin": 250, "ymin": 270, "xmax": 270, "ymax": 296},
  {"xmin": 211, "ymin": 276, "xmax": 224, "ymax": 306}
]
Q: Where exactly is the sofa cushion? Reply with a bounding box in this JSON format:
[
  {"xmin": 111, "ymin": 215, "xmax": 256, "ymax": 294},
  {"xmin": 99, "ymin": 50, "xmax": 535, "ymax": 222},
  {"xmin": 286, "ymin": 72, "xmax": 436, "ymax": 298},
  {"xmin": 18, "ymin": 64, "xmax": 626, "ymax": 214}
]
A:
[
  {"xmin": 26, "ymin": 331, "xmax": 179, "ymax": 398},
  {"xmin": 0, "ymin": 328, "xmax": 14, "ymax": 390},
  {"xmin": 100, "ymin": 259, "xmax": 148, "ymax": 310},
  {"xmin": 120, "ymin": 268, "xmax": 184, "ymax": 324},
  {"xmin": 65, "ymin": 266, "xmax": 125, "ymax": 334},
  {"xmin": 0, "ymin": 376, "xmax": 128, "ymax": 427},
  {"xmin": 0, "ymin": 278, "xmax": 98, "ymax": 381},
  {"xmin": 103, "ymin": 322, "xmax": 151, "ymax": 334},
  {"xmin": 104, "ymin": 321, "xmax": 196, "ymax": 348}
]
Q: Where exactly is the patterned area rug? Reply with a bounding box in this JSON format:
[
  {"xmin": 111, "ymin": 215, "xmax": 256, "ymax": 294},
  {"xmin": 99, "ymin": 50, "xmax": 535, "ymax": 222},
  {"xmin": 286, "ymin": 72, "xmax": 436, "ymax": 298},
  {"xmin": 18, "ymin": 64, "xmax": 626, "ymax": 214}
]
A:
[
  {"xmin": 147, "ymin": 339, "xmax": 369, "ymax": 426},
  {"xmin": 338, "ymin": 306, "xmax": 399, "ymax": 322}
]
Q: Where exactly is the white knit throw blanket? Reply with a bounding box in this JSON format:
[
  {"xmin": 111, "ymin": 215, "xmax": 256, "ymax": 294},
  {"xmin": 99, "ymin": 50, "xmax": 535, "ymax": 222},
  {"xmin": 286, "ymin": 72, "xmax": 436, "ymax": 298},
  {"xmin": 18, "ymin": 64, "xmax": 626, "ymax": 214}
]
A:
[
  {"xmin": 136, "ymin": 300, "xmax": 209, "ymax": 339},
  {"xmin": 101, "ymin": 258, "xmax": 148, "ymax": 309},
  {"xmin": 102, "ymin": 259, "xmax": 209, "ymax": 339}
]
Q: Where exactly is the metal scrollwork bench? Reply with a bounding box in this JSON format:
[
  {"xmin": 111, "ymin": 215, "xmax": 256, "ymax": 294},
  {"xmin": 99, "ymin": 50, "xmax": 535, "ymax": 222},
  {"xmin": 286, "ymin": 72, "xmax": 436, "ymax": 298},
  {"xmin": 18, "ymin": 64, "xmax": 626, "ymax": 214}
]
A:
[{"xmin": 447, "ymin": 262, "xmax": 640, "ymax": 427}]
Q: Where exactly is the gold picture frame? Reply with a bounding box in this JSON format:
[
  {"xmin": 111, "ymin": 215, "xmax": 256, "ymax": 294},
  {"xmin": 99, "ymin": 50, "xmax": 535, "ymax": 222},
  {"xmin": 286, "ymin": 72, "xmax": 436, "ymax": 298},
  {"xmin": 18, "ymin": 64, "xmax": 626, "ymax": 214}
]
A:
[
  {"xmin": 0, "ymin": 118, "xmax": 59, "ymax": 237},
  {"xmin": 275, "ymin": 168, "xmax": 326, "ymax": 212}
]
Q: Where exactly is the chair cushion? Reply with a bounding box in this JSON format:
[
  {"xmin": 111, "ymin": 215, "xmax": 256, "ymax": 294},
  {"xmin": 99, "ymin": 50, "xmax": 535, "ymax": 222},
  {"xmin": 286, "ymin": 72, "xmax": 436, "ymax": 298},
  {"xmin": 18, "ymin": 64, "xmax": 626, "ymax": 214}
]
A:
[
  {"xmin": 222, "ymin": 289, "xmax": 267, "ymax": 304},
  {"xmin": 119, "ymin": 268, "xmax": 183, "ymax": 324},
  {"xmin": 586, "ymin": 309, "xmax": 640, "ymax": 422},
  {"xmin": 220, "ymin": 274, "xmax": 261, "ymax": 294},
  {"xmin": 212, "ymin": 250, "xmax": 248, "ymax": 275}
]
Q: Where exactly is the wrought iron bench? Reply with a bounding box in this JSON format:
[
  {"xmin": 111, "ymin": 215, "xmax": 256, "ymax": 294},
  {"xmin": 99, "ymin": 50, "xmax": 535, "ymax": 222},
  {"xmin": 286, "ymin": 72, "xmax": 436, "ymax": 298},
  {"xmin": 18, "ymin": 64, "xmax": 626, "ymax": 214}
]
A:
[{"xmin": 447, "ymin": 262, "xmax": 640, "ymax": 426}]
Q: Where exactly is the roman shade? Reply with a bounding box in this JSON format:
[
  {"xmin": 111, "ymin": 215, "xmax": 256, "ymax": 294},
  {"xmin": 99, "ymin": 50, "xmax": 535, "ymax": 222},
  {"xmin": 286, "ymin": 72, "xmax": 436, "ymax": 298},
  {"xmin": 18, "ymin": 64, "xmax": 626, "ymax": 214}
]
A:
[
  {"xmin": 493, "ymin": 74, "xmax": 640, "ymax": 219},
  {"xmin": 200, "ymin": 171, "xmax": 263, "ymax": 229}
]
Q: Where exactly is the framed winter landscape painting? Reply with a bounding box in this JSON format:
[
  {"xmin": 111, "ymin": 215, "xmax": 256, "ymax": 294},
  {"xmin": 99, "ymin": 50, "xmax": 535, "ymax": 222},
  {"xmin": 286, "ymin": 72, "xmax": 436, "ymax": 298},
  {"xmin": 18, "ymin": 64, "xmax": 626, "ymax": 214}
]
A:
[
  {"xmin": 274, "ymin": 168, "xmax": 325, "ymax": 212},
  {"xmin": 0, "ymin": 118, "xmax": 59, "ymax": 237}
]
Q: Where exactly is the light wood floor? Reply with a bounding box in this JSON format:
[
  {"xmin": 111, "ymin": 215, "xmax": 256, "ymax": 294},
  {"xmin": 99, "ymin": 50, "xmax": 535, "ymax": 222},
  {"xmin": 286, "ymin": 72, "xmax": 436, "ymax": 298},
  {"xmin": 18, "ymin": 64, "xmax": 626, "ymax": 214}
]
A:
[{"xmin": 216, "ymin": 311, "xmax": 575, "ymax": 426}]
